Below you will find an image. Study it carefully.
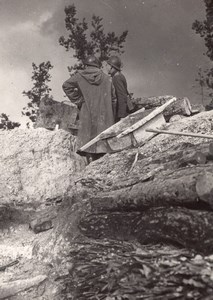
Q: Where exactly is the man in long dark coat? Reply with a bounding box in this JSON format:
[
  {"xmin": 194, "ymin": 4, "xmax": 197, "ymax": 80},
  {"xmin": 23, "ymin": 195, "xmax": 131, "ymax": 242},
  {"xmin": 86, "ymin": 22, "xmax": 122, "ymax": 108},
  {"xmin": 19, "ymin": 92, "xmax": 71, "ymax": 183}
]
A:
[
  {"xmin": 62, "ymin": 55, "xmax": 116, "ymax": 162},
  {"xmin": 107, "ymin": 55, "xmax": 134, "ymax": 122}
]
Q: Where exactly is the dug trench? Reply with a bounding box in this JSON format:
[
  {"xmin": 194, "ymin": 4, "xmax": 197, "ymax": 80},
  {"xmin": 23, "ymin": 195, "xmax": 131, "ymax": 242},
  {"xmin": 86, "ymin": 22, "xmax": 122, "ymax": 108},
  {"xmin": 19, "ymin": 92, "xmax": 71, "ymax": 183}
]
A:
[{"xmin": 1, "ymin": 110, "xmax": 213, "ymax": 299}]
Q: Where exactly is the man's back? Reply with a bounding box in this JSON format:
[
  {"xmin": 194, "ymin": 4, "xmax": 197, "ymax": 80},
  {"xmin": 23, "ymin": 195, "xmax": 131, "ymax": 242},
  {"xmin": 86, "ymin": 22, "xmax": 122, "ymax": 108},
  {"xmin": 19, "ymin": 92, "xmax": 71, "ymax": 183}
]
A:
[{"xmin": 63, "ymin": 66, "xmax": 115, "ymax": 153}]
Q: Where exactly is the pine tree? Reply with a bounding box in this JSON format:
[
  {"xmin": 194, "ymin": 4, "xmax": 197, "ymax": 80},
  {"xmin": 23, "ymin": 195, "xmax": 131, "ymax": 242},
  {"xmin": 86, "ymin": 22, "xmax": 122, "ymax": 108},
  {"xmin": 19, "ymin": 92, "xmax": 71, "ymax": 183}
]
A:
[
  {"xmin": 22, "ymin": 61, "xmax": 53, "ymax": 123},
  {"xmin": 192, "ymin": 0, "xmax": 213, "ymax": 101},
  {"xmin": 59, "ymin": 4, "xmax": 128, "ymax": 72},
  {"xmin": 0, "ymin": 113, "xmax": 20, "ymax": 130}
]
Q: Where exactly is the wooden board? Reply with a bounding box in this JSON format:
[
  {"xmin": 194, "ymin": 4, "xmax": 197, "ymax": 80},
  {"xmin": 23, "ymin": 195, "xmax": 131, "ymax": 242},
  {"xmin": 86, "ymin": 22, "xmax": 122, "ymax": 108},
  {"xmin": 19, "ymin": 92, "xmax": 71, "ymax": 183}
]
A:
[
  {"xmin": 79, "ymin": 107, "xmax": 146, "ymax": 152},
  {"xmin": 79, "ymin": 97, "xmax": 176, "ymax": 153},
  {"xmin": 106, "ymin": 133, "xmax": 132, "ymax": 152},
  {"xmin": 117, "ymin": 97, "xmax": 176, "ymax": 138},
  {"xmin": 106, "ymin": 113, "xmax": 165, "ymax": 152},
  {"xmin": 133, "ymin": 113, "xmax": 165, "ymax": 145}
]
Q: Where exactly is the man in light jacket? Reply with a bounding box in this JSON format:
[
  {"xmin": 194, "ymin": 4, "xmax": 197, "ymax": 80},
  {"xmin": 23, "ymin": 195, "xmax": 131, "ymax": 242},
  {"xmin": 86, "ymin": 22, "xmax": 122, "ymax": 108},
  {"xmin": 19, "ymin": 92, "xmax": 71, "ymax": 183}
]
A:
[{"xmin": 62, "ymin": 55, "xmax": 115, "ymax": 163}]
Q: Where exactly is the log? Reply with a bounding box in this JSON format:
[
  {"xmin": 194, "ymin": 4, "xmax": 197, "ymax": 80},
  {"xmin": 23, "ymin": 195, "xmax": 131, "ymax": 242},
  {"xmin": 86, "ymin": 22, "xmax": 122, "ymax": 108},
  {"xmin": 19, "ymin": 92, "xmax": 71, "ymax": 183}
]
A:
[
  {"xmin": 80, "ymin": 164, "xmax": 213, "ymax": 214},
  {"xmin": 209, "ymin": 143, "xmax": 213, "ymax": 155},
  {"xmin": 163, "ymin": 97, "xmax": 192, "ymax": 122},
  {"xmin": 117, "ymin": 97, "xmax": 176, "ymax": 138},
  {"xmin": 179, "ymin": 150, "xmax": 206, "ymax": 166},
  {"xmin": 205, "ymin": 143, "xmax": 213, "ymax": 161},
  {"xmin": 132, "ymin": 96, "xmax": 192, "ymax": 122},
  {"xmin": 76, "ymin": 139, "xmax": 213, "ymax": 212},
  {"xmin": 74, "ymin": 141, "xmax": 213, "ymax": 213},
  {"xmin": 79, "ymin": 207, "xmax": 213, "ymax": 254},
  {"xmin": 132, "ymin": 95, "xmax": 173, "ymax": 109},
  {"xmin": 196, "ymin": 171, "xmax": 213, "ymax": 208}
]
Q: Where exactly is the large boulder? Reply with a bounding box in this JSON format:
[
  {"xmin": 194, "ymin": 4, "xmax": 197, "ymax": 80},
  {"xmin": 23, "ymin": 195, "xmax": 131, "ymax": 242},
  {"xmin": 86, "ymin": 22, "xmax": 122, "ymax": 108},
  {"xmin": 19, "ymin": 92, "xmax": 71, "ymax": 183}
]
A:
[
  {"xmin": 0, "ymin": 128, "xmax": 86, "ymax": 300},
  {"xmin": 0, "ymin": 128, "xmax": 86, "ymax": 207},
  {"xmin": 34, "ymin": 97, "xmax": 79, "ymax": 135}
]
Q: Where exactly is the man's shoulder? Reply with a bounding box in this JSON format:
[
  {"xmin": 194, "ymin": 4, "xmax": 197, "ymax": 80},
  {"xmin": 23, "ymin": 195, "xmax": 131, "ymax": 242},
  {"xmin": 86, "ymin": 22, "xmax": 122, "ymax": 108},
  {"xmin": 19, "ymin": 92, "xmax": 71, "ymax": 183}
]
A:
[
  {"xmin": 113, "ymin": 72, "xmax": 126, "ymax": 83},
  {"xmin": 114, "ymin": 72, "xmax": 126, "ymax": 80},
  {"xmin": 64, "ymin": 72, "xmax": 81, "ymax": 82},
  {"xmin": 117, "ymin": 71, "xmax": 126, "ymax": 77},
  {"xmin": 101, "ymin": 71, "xmax": 112, "ymax": 82}
]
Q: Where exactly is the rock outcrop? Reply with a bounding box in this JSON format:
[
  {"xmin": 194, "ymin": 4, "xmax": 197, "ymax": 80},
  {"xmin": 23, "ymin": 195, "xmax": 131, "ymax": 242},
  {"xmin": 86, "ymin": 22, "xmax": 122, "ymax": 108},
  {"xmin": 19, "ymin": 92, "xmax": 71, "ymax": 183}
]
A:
[
  {"xmin": 1, "ymin": 109, "xmax": 213, "ymax": 299},
  {"xmin": 34, "ymin": 97, "xmax": 79, "ymax": 135},
  {"xmin": 0, "ymin": 128, "xmax": 86, "ymax": 300},
  {"xmin": 0, "ymin": 128, "xmax": 85, "ymax": 207}
]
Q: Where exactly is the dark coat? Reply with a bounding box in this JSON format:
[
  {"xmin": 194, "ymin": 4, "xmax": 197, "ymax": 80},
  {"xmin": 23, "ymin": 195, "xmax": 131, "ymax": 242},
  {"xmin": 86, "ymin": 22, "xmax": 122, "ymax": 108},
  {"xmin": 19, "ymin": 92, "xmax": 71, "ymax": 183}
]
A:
[
  {"xmin": 112, "ymin": 72, "xmax": 129, "ymax": 120},
  {"xmin": 62, "ymin": 67, "xmax": 115, "ymax": 153}
]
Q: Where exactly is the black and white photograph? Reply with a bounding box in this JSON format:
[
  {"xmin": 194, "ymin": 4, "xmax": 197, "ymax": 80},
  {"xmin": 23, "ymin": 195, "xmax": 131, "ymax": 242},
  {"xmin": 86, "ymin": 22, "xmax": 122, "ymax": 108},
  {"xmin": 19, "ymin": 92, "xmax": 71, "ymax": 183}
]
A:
[{"xmin": 0, "ymin": 0, "xmax": 213, "ymax": 299}]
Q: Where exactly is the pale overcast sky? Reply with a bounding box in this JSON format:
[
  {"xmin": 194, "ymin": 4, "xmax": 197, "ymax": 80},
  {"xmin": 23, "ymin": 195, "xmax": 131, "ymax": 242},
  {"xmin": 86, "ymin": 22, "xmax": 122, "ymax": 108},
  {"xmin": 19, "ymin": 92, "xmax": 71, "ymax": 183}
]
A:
[{"xmin": 0, "ymin": 0, "xmax": 210, "ymax": 125}]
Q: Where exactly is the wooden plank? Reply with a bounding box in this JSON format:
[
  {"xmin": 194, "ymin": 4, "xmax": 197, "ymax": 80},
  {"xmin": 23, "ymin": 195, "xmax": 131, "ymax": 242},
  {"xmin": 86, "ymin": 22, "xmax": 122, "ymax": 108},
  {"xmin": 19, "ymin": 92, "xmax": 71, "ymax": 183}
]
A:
[
  {"xmin": 132, "ymin": 95, "xmax": 173, "ymax": 109},
  {"xmin": 146, "ymin": 128, "xmax": 213, "ymax": 140},
  {"xmin": 92, "ymin": 113, "xmax": 165, "ymax": 153},
  {"xmin": 133, "ymin": 113, "xmax": 165, "ymax": 145},
  {"xmin": 79, "ymin": 107, "xmax": 145, "ymax": 152},
  {"xmin": 106, "ymin": 134, "xmax": 132, "ymax": 152},
  {"xmin": 117, "ymin": 97, "xmax": 177, "ymax": 138}
]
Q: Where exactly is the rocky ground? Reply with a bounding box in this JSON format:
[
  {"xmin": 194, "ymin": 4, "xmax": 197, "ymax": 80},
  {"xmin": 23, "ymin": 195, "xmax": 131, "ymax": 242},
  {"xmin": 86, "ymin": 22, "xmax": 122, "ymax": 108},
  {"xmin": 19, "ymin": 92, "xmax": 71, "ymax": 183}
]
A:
[{"xmin": 1, "ymin": 109, "xmax": 213, "ymax": 299}]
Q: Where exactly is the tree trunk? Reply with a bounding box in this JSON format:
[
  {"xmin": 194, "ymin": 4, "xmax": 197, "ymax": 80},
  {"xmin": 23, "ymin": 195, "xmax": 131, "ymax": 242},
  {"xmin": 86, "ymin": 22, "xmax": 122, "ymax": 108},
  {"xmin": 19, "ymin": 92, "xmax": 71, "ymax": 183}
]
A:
[
  {"xmin": 209, "ymin": 142, "xmax": 213, "ymax": 155},
  {"xmin": 163, "ymin": 97, "xmax": 192, "ymax": 122},
  {"xmin": 196, "ymin": 171, "xmax": 213, "ymax": 208},
  {"xmin": 132, "ymin": 95, "xmax": 172, "ymax": 109},
  {"xmin": 79, "ymin": 207, "xmax": 213, "ymax": 254},
  {"xmin": 88, "ymin": 165, "xmax": 213, "ymax": 213},
  {"xmin": 180, "ymin": 150, "xmax": 207, "ymax": 166},
  {"xmin": 76, "ymin": 142, "xmax": 213, "ymax": 213},
  {"xmin": 132, "ymin": 96, "xmax": 192, "ymax": 122}
]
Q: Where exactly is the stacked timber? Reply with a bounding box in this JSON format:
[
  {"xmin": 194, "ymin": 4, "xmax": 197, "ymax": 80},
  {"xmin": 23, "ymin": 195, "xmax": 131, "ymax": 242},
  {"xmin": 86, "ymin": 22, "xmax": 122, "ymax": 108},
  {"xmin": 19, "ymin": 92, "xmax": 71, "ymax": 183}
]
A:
[
  {"xmin": 21, "ymin": 106, "xmax": 212, "ymax": 299},
  {"xmin": 55, "ymin": 109, "xmax": 213, "ymax": 299},
  {"xmin": 68, "ymin": 109, "xmax": 213, "ymax": 254},
  {"xmin": 132, "ymin": 95, "xmax": 193, "ymax": 121}
]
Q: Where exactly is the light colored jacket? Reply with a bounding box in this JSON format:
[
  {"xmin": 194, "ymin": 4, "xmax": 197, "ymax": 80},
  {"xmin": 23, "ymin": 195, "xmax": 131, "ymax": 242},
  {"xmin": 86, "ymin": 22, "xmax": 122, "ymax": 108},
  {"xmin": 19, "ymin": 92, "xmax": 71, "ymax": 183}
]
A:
[{"xmin": 63, "ymin": 67, "xmax": 115, "ymax": 153}]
